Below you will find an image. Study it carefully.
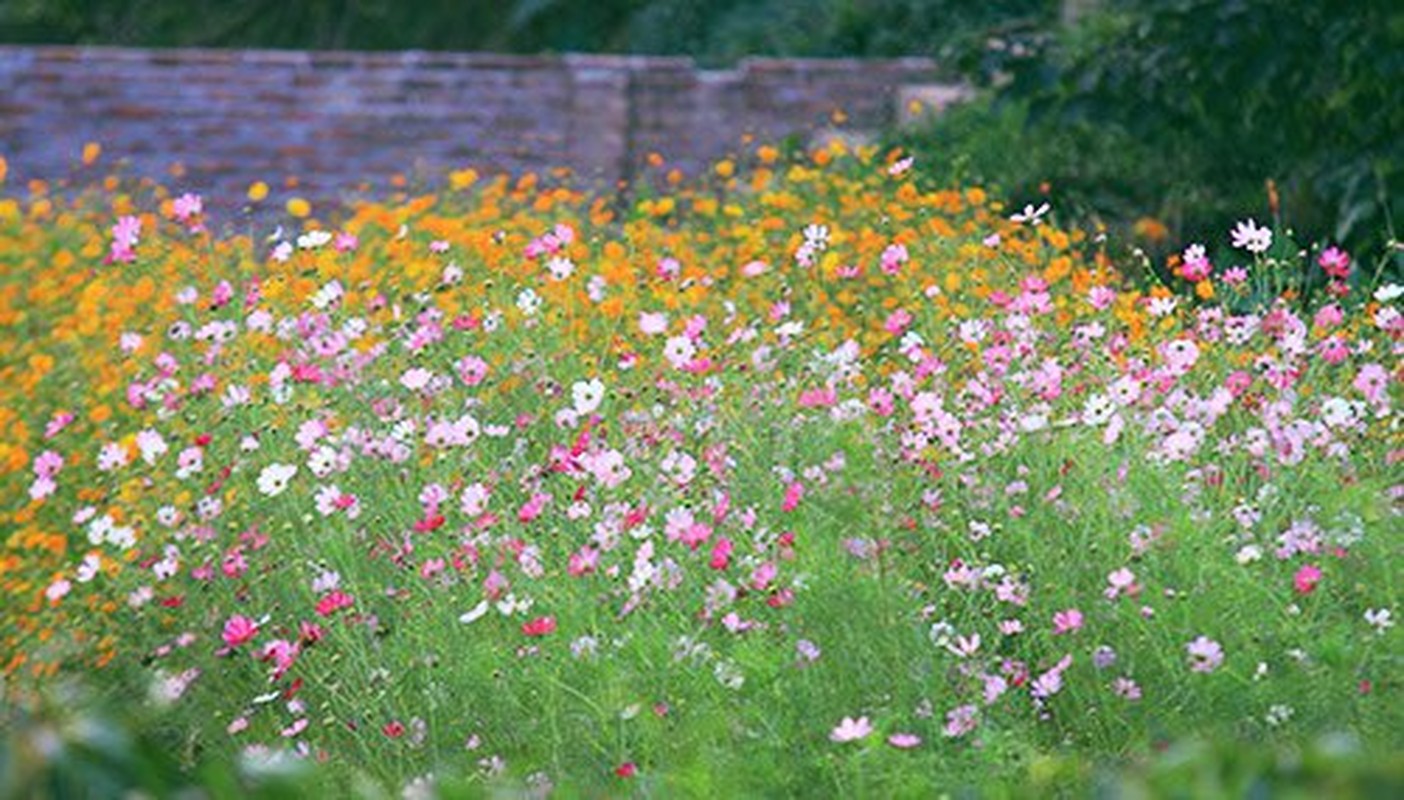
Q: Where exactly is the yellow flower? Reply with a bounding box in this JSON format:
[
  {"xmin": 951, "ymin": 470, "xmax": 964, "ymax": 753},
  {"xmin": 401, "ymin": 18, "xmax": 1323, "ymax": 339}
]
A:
[
  {"xmin": 449, "ymin": 168, "xmax": 479, "ymax": 190},
  {"xmin": 286, "ymin": 197, "xmax": 311, "ymax": 218},
  {"xmin": 247, "ymin": 181, "xmax": 270, "ymax": 202},
  {"xmin": 81, "ymin": 142, "xmax": 102, "ymax": 166}
]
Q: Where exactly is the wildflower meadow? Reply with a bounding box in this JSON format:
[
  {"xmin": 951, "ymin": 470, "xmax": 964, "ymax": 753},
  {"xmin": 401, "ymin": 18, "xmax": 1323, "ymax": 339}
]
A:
[{"xmin": 1, "ymin": 143, "xmax": 1401, "ymax": 797}]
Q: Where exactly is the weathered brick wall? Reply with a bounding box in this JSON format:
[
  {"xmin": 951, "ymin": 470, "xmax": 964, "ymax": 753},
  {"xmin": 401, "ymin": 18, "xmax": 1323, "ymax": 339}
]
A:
[{"xmin": 0, "ymin": 46, "xmax": 951, "ymax": 205}]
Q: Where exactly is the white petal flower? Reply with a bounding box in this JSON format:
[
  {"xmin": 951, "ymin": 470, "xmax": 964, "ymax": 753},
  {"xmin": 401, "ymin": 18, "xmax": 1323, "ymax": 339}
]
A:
[
  {"xmin": 1230, "ymin": 219, "xmax": 1273, "ymax": 253},
  {"xmin": 256, "ymin": 463, "xmax": 298, "ymax": 497}
]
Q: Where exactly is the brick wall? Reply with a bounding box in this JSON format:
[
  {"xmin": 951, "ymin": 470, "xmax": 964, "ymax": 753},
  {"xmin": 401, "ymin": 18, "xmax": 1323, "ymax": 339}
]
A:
[{"xmin": 0, "ymin": 47, "xmax": 953, "ymax": 206}]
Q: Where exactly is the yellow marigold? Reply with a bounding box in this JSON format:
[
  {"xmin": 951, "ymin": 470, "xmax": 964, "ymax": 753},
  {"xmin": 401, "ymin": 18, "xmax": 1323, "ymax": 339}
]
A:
[
  {"xmin": 286, "ymin": 197, "xmax": 311, "ymax": 218},
  {"xmin": 81, "ymin": 142, "xmax": 101, "ymax": 166}
]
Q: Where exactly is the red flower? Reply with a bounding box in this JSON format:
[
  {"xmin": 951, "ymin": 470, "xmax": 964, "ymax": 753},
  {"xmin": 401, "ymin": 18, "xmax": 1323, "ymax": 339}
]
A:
[
  {"xmin": 383, "ymin": 720, "xmax": 405, "ymax": 738},
  {"xmin": 521, "ymin": 616, "xmax": 557, "ymax": 637},
  {"xmin": 615, "ymin": 761, "xmax": 637, "ymax": 778},
  {"xmin": 413, "ymin": 514, "xmax": 445, "ymax": 533}
]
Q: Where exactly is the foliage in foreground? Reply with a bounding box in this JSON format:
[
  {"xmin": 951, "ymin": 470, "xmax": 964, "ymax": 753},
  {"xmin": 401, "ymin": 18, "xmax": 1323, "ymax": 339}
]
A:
[
  {"xmin": 0, "ymin": 144, "xmax": 1401, "ymax": 795},
  {"xmin": 7, "ymin": 684, "xmax": 1404, "ymax": 799}
]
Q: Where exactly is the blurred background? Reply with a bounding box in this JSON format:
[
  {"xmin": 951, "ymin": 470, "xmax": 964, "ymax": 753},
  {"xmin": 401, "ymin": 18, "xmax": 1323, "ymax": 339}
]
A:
[{"xmin": 2, "ymin": 0, "xmax": 1400, "ymax": 253}]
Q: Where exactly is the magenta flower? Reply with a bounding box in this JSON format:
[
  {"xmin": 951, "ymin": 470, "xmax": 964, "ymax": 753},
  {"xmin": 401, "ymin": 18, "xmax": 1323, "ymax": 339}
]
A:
[
  {"xmin": 1318, "ymin": 246, "xmax": 1351, "ymax": 279},
  {"xmin": 221, "ymin": 614, "xmax": 259, "ymax": 648},
  {"xmin": 1293, "ymin": 564, "xmax": 1322, "ymax": 595}
]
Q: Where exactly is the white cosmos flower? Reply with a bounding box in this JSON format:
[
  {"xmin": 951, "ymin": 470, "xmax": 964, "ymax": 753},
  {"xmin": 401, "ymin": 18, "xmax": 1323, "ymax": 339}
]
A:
[
  {"xmin": 296, "ymin": 230, "xmax": 332, "ymax": 250},
  {"xmin": 1230, "ymin": 219, "xmax": 1273, "ymax": 253},
  {"xmin": 459, "ymin": 600, "xmax": 490, "ymax": 625},
  {"xmin": 572, "ymin": 378, "xmax": 605, "ymax": 415},
  {"xmin": 1364, "ymin": 608, "xmax": 1394, "ymax": 634},
  {"xmin": 441, "ymin": 262, "xmax": 464, "ymax": 286},
  {"xmin": 546, "ymin": 256, "xmax": 575, "ymax": 281},
  {"xmin": 639, "ymin": 312, "xmax": 668, "ymax": 336},
  {"xmin": 256, "ymin": 463, "xmax": 298, "ymax": 497},
  {"xmin": 1010, "ymin": 202, "xmax": 1050, "ymax": 224},
  {"xmin": 516, "ymin": 289, "xmax": 542, "ymax": 315},
  {"xmin": 310, "ymin": 280, "xmax": 343, "ymax": 309},
  {"xmin": 1082, "ymin": 393, "xmax": 1117, "ymax": 425},
  {"xmin": 802, "ymin": 223, "xmax": 830, "ymax": 248}
]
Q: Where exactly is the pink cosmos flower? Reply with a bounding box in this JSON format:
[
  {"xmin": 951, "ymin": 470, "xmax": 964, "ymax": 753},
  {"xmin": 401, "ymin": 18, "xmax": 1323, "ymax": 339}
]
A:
[
  {"xmin": 884, "ymin": 308, "xmax": 913, "ymax": 335},
  {"xmin": 1105, "ymin": 568, "xmax": 1139, "ymax": 600},
  {"xmin": 709, "ymin": 538, "xmax": 733, "ymax": 570},
  {"xmin": 1187, "ymin": 636, "xmax": 1224, "ymax": 673},
  {"xmin": 943, "ymin": 705, "xmax": 979, "ymax": 738},
  {"xmin": 781, "ymin": 481, "xmax": 805, "ymax": 512},
  {"xmin": 1220, "ymin": 266, "xmax": 1249, "ymax": 286},
  {"xmin": 33, "ymin": 450, "xmax": 63, "ymax": 478},
  {"xmin": 400, "ymin": 367, "xmax": 434, "ymax": 391},
  {"xmin": 1088, "ymin": 285, "xmax": 1116, "ymax": 310},
  {"xmin": 1314, "ymin": 304, "xmax": 1344, "ymax": 329},
  {"xmin": 887, "ymin": 733, "xmax": 922, "ymax": 749},
  {"xmin": 172, "ymin": 193, "xmax": 203, "ymax": 223},
  {"xmin": 1293, "ymin": 563, "xmax": 1322, "ymax": 595},
  {"xmin": 1113, "ymin": 677, "xmax": 1142, "ymax": 701},
  {"xmin": 1318, "ymin": 246, "xmax": 1351, "ymax": 279},
  {"xmin": 315, "ymin": 590, "xmax": 354, "ymax": 617},
  {"xmin": 1052, "ymin": 608, "xmax": 1084, "ymax": 635},
  {"xmin": 1353, "ymin": 363, "xmax": 1388, "ymax": 403},
  {"xmin": 880, "ymin": 243, "xmax": 908, "ymax": 274},
  {"xmin": 221, "ymin": 614, "xmax": 259, "ymax": 648},
  {"xmin": 829, "ymin": 716, "xmax": 873, "ymax": 743},
  {"xmin": 44, "ymin": 412, "xmax": 75, "ymax": 439},
  {"xmin": 109, "ymin": 215, "xmax": 141, "ymax": 262}
]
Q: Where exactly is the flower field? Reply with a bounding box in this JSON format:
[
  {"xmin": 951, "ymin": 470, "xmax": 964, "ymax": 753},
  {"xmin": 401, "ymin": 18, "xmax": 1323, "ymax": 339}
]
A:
[{"xmin": 1, "ymin": 144, "xmax": 1401, "ymax": 797}]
